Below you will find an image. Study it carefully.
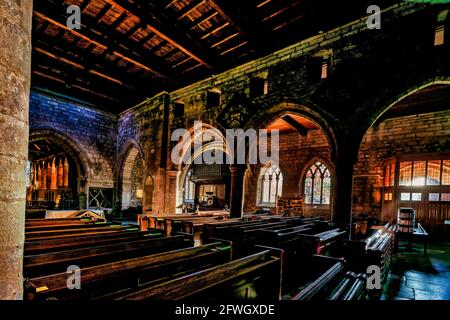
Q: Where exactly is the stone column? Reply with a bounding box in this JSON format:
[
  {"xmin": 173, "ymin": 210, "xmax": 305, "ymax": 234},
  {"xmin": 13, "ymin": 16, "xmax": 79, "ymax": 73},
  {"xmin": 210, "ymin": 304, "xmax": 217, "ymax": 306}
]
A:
[
  {"xmin": 332, "ymin": 139, "xmax": 359, "ymax": 236},
  {"xmin": 0, "ymin": 0, "xmax": 33, "ymax": 300},
  {"xmin": 229, "ymin": 165, "xmax": 246, "ymax": 218}
]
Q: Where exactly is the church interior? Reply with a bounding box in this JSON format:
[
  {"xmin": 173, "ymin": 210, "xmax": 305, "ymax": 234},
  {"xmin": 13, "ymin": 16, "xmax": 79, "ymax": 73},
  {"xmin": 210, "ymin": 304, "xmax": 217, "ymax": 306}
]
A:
[{"xmin": 0, "ymin": 0, "xmax": 449, "ymax": 302}]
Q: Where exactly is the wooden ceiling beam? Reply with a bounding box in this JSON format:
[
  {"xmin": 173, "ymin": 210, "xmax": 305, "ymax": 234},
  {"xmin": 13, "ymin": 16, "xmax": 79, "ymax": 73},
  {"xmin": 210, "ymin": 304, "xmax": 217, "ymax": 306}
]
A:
[
  {"xmin": 204, "ymin": 0, "xmax": 245, "ymax": 35},
  {"xmin": 32, "ymin": 35, "xmax": 153, "ymax": 93},
  {"xmin": 109, "ymin": 12, "xmax": 129, "ymax": 30},
  {"xmin": 178, "ymin": 0, "xmax": 207, "ymax": 20},
  {"xmin": 34, "ymin": 10, "xmax": 170, "ymax": 80},
  {"xmin": 32, "ymin": 67, "xmax": 121, "ymax": 103},
  {"xmin": 79, "ymin": 0, "xmax": 92, "ymax": 13},
  {"xmin": 94, "ymin": 3, "xmax": 113, "ymax": 21},
  {"xmin": 188, "ymin": 11, "xmax": 218, "ymax": 30},
  {"xmin": 281, "ymin": 115, "xmax": 309, "ymax": 136},
  {"xmin": 32, "ymin": 55, "xmax": 131, "ymax": 98},
  {"xmin": 104, "ymin": 0, "xmax": 213, "ymax": 69},
  {"xmin": 209, "ymin": 0, "xmax": 270, "ymax": 52}
]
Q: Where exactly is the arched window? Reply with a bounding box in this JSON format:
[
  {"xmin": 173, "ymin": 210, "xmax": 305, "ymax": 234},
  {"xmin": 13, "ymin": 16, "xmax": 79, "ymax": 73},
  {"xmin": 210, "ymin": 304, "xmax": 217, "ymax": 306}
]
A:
[
  {"xmin": 258, "ymin": 164, "xmax": 283, "ymax": 205},
  {"xmin": 304, "ymin": 161, "xmax": 331, "ymax": 205},
  {"xmin": 183, "ymin": 169, "xmax": 195, "ymax": 203}
]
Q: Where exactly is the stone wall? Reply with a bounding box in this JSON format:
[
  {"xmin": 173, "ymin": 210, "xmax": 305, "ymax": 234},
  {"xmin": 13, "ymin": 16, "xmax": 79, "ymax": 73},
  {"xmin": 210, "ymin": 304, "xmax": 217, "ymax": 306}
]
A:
[{"xmin": 29, "ymin": 91, "xmax": 117, "ymax": 189}]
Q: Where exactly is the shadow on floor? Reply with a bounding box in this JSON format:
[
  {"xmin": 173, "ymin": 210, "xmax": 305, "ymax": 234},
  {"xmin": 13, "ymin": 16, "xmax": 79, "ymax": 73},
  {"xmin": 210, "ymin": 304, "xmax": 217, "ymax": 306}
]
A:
[{"xmin": 382, "ymin": 241, "xmax": 450, "ymax": 300}]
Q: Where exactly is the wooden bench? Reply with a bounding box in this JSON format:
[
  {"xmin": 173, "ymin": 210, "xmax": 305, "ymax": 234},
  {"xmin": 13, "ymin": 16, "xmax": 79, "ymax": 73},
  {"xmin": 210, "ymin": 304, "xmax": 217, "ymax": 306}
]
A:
[
  {"xmin": 113, "ymin": 246, "xmax": 283, "ymax": 300},
  {"xmin": 25, "ymin": 240, "xmax": 232, "ymax": 300},
  {"xmin": 24, "ymin": 229, "xmax": 162, "ymax": 255},
  {"xmin": 24, "ymin": 233, "xmax": 192, "ymax": 277},
  {"xmin": 25, "ymin": 225, "xmax": 138, "ymax": 241},
  {"xmin": 25, "ymin": 222, "xmax": 116, "ymax": 232},
  {"xmin": 25, "ymin": 218, "xmax": 96, "ymax": 226}
]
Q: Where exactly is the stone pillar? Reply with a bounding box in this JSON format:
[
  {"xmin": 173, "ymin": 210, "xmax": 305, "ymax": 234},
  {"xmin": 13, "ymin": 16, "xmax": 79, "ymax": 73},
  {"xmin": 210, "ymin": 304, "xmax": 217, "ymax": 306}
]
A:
[
  {"xmin": 0, "ymin": 0, "xmax": 33, "ymax": 299},
  {"xmin": 332, "ymin": 141, "xmax": 358, "ymax": 235},
  {"xmin": 165, "ymin": 170, "xmax": 178, "ymax": 214},
  {"xmin": 229, "ymin": 165, "xmax": 246, "ymax": 218}
]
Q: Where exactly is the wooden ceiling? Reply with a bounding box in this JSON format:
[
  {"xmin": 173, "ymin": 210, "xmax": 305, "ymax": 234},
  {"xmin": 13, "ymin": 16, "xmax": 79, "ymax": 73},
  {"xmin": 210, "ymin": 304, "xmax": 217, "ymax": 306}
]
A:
[
  {"xmin": 29, "ymin": 138, "xmax": 67, "ymax": 162},
  {"xmin": 32, "ymin": 0, "xmax": 396, "ymax": 112},
  {"xmin": 267, "ymin": 114, "xmax": 319, "ymax": 134},
  {"xmin": 376, "ymin": 84, "xmax": 450, "ymax": 123}
]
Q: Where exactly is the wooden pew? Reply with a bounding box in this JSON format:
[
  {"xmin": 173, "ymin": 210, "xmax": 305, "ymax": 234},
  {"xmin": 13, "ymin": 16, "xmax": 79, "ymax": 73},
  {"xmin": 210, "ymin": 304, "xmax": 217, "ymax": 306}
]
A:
[
  {"xmin": 164, "ymin": 216, "xmax": 233, "ymax": 245},
  {"xmin": 24, "ymin": 229, "xmax": 163, "ymax": 255},
  {"xmin": 25, "ymin": 222, "xmax": 115, "ymax": 232},
  {"xmin": 25, "ymin": 218, "xmax": 95, "ymax": 226},
  {"xmin": 145, "ymin": 213, "xmax": 228, "ymax": 230},
  {"xmin": 24, "ymin": 233, "xmax": 191, "ymax": 277},
  {"xmin": 342, "ymin": 226, "xmax": 394, "ymax": 299},
  {"xmin": 113, "ymin": 246, "xmax": 283, "ymax": 300},
  {"xmin": 218, "ymin": 221, "xmax": 300, "ymax": 257},
  {"xmin": 25, "ymin": 225, "xmax": 137, "ymax": 241},
  {"xmin": 288, "ymin": 255, "xmax": 368, "ymax": 301},
  {"xmin": 25, "ymin": 240, "xmax": 232, "ymax": 300},
  {"xmin": 201, "ymin": 219, "xmax": 264, "ymax": 241}
]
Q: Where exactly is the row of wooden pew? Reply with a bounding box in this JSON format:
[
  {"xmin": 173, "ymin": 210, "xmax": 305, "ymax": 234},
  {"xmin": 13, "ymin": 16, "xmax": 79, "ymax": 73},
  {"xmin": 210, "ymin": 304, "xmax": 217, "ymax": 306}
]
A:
[
  {"xmin": 24, "ymin": 214, "xmax": 394, "ymax": 300},
  {"xmin": 143, "ymin": 214, "xmax": 395, "ymax": 300},
  {"xmin": 23, "ymin": 216, "xmax": 282, "ymax": 300}
]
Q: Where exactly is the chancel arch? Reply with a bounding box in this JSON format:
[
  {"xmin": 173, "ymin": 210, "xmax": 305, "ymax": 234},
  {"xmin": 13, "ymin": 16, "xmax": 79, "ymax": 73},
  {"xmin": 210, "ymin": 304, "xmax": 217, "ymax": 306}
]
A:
[{"xmin": 27, "ymin": 130, "xmax": 90, "ymax": 211}]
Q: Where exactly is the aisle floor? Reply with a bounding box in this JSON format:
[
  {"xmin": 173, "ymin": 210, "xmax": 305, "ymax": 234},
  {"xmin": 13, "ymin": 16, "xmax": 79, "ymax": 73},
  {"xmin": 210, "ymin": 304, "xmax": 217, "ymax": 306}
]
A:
[{"xmin": 382, "ymin": 241, "xmax": 450, "ymax": 300}]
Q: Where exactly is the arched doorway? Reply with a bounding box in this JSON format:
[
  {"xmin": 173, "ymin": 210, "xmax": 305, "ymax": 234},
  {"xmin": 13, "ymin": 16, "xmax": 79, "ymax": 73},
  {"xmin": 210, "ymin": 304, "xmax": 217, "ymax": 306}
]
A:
[
  {"xmin": 27, "ymin": 130, "xmax": 89, "ymax": 211},
  {"xmin": 143, "ymin": 175, "xmax": 154, "ymax": 214},
  {"xmin": 119, "ymin": 145, "xmax": 144, "ymax": 214},
  {"xmin": 353, "ymin": 82, "xmax": 450, "ymax": 235},
  {"xmin": 174, "ymin": 123, "xmax": 232, "ymax": 213}
]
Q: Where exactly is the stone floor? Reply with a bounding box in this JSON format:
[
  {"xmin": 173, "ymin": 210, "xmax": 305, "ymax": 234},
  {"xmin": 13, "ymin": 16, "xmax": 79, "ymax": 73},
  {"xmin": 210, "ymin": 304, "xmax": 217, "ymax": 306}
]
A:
[{"xmin": 382, "ymin": 241, "xmax": 450, "ymax": 300}]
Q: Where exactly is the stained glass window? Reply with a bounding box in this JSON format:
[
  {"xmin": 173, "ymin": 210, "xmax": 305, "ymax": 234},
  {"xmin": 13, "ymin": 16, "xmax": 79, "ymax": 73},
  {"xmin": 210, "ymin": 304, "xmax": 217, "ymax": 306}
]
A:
[
  {"xmin": 304, "ymin": 161, "xmax": 331, "ymax": 205},
  {"xmin": 258, "ymin": 164, "xmax": 283, "ymax": 204}
]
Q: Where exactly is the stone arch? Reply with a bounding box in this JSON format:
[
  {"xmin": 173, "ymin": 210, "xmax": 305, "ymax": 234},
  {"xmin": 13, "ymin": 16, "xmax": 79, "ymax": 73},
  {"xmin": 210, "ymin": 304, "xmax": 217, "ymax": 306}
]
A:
[
  {"xmin": 352, "ymin": 80, "xmax": 450, "ymax": 226},
  {"xmin": 244, "ymin": 102, "xmax": 338, "ymax": 160},
  {"xmin": 368, "ymin": 79, "xmax": 450, "ymax": 128},
  {"xmin": 117, "ymin": 140, "xmax": 145, "ymax": 211},
  {"xmin": 29, "ymin": 128, "xmax": 91, "ymax": 183},
  {"xmin": 173, "ymin": 123, "xmax": 232, "ymax": 210}
]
